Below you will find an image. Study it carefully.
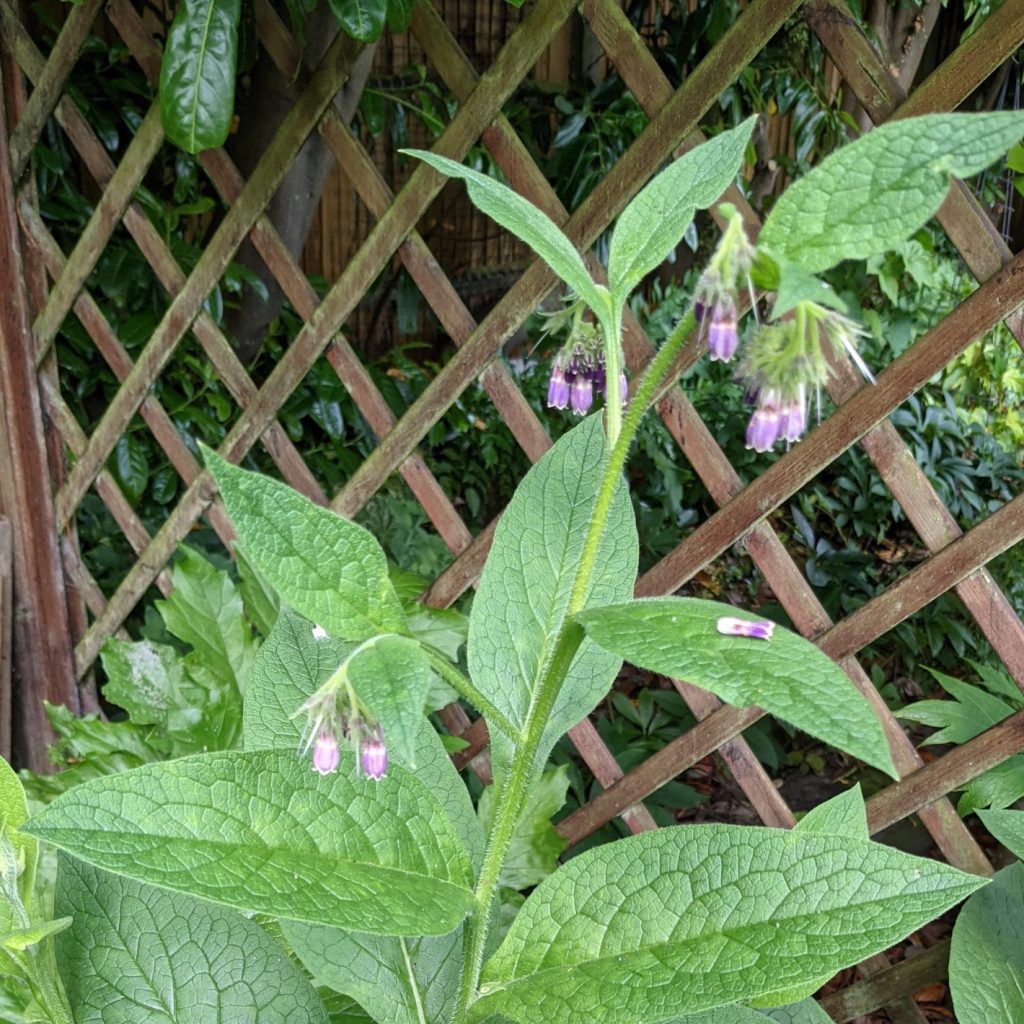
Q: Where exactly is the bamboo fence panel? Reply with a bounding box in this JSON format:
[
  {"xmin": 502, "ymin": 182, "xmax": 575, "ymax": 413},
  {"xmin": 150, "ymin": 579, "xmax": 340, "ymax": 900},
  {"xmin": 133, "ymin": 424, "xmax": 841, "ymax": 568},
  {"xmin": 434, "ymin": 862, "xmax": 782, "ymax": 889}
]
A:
[{"xmin": 3, "ymin": 0, "xmax": 1024, "ymax": 1016}]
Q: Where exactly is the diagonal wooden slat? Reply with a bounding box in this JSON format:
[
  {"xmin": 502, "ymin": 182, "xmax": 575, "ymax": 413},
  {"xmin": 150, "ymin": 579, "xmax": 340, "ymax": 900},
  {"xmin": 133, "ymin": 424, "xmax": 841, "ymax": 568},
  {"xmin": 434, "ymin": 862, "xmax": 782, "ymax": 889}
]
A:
[
  {"xmin": 5, "ymin": 0, "xmax": 103, "ymax": 181},
  {"xmin": 0, "ymin": 5, "xmax": 327, "ymax": 508}
]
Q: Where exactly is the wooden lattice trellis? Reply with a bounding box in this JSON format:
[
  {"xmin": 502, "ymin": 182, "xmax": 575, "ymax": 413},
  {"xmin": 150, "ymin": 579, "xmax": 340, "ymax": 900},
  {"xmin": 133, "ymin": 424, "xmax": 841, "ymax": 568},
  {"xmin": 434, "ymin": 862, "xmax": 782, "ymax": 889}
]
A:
[{"xmin": 3, "ymin": 0, "xmax": 1024, "ymax": 1018}]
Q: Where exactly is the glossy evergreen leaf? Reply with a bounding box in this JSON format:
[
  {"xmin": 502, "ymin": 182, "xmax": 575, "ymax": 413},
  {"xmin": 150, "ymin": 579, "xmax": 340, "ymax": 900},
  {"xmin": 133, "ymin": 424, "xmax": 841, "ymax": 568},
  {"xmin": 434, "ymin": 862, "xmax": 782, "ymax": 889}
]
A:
[
  {"xmin": 403, "ymin": 150, "xmax": 607, "ymax": 317},
  {"xmin": 202, "ymin": 446, "xmax": 407, "ymax": 642},
  {"xmin": 760, "ymin": 112, "xmax": 1024, "ymax": 273},
  {"xmin": 25, "ymin": 750, "xmax": 474, "ymax": 936},
  {"xmin": 949, "ymin": 863, "xmax": 1024, "ymax": 1024},
  {"xmin": 327, "ymin": 0, "xmax": 387, "ymax": 41},
  {"xmin": 475, "ymin": 825, "xmax": 984, "ymax": 1023},
  {"xmin": 55, "ymin": 857, "xmax": 330, "ymax": 1023},
  {"xmin": 159, "ymin": 0, "xmax": 240, "ymax": 153},
  {"xmin": 478, "ymin": 767, "xmax": 569, "ymax": 890},
  {"xmin": 467, "ymin": 417, "xmax": 638, "ymax": 757},
  {"xmin": 286, "ymin": 924, "xmax": 462, "ymax": 1024},
  {"xmin": 795, "ymin": 786, "xmax": 867, "ymax": 840},
  {"xmin": 608, "ymin": 118, "xmax": 754, "ymax": 305},
  {"xmin": 243, "ymin": 609, "xmax": 483, "ymax": 871},
  {"xmin": 577, "ymin": 598, "xmax": 896, "ymax": 777},
  {"xmin": 347, "ymin": 636, "xmax": 432, "ymax": 768},
  {"xmin": 978, "ymin": 808, "xmax": 1024, "ymax": 860},
  {"xmin": 386, "ymin": 0, "xmax": 414, "ymax": 31}
]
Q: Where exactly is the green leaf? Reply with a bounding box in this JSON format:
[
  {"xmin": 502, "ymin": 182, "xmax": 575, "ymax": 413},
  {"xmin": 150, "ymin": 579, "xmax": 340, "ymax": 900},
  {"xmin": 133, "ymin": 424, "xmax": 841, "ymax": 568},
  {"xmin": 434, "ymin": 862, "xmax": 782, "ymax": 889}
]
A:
[
  {"xmin": 55, "ymin": 857, "xmax": 331, "ymax": 1023},
  {"xmin": 762, "ymin": 999, "xmax": 833, "ymax": 1024},
  {"xmin": 478, "ymin": 767, "xmax": 569, "ymax": 890},
  {"xmin": 958, "ymin": 756, "xmax": 1024, "ymax": 816},
  {"xmin": 386, "ymin": 0, "xmax": 414, "ymax": 31},
  {"xmin": 576, "ymin": 598, "xmax": 897, "ymax": 778},
  {"xmin": 346, "ymin": 636, "xmax": 432, "ymax": 768},
  {"xmin": 897, "ymin": 667, "xmax": 1012, "ymax": 745},
  {"xmin": 236, "ymin": 544, "xmax": 280, "ymax": 636},
  {"xmin": 767, "ymin": 259, "xmax": 848, "ymax": 319},
  {"xmin": 795, "ymin": 786, "xmax": 868, "ymax": 840},
  {"xmin": 467, "ymin": 417, "xmax": 638, "ymax": 758},
  {"xmin": 474, "ymin": 825, "xmax": 985, "ymax": 1023},
  {"xmin": 25, "ymin": 750, "xmax": 474, "ymax": 937},
  {"xmin": 243, "ymin": 608, "xmax": 483, "ymax": 871},
  {"xmin": 327, "ymin": 0, "xmax": 387, "ymax": 41},
  {"xmin": 157, "ymin": 546, "xmax": 258, "ymax": 694},
  {"xmin": 113, "ymin": 434, "xmax": 149, "ymax": 503},
  {"xmin": 402, "ymin": 150, "xmax": 607, "ymax": 319},
  {"xmin": 978, "ymin": 808, "xmax": 1024, "ymax": 860},
  {"xmin": 950, "ymin": 863, "xmax": 1024, "ymax": 1024},
  {"xmin": 159, "ymin": 0, "xmax": 240, "ymax": 154},
  {"xmin": 0, "ymin": 918, "xmax": 72, "ymax": 951},
  {"xmin": 286, "ymin": 925, "xmax": 461, "ymax": 1024},
  {"xmin": 760, "ymin": 112, "xmax": 1024, "ymax": 273},
  {"xmin": 0, "ymin": 758, "xmax": 35, "ymax": 914},
  {"xmin": 202, "ymin": 445, "xmax": 407, "ymax": 643},
  {"xmin": 607, "ymin": 118, "xmax": 754, "ymax": 306}
]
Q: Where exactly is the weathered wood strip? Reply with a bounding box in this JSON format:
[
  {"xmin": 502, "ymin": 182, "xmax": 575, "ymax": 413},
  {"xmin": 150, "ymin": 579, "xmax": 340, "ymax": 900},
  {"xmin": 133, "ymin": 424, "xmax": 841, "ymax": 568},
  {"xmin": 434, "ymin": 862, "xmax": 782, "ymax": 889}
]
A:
[
  {"xmin": 53, "ymin": 26, "xmax": 362, "ymax": 524},
  {"xmin": 6, "ymin": 0, "xmax": 103, "ymax": 180},
  {"xmin": 0, "ymin": 517, "xmax": 11, "ymax": 761},
  {"xmin": 0, "ymin": 70, "xmax": 78, "ymax": 768}
]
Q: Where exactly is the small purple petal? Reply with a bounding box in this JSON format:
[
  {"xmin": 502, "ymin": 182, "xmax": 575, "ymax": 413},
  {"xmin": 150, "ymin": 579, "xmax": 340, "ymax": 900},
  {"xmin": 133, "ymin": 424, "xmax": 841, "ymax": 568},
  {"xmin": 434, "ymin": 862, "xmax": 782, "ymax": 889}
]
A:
[
  {"xmin": 312, "ymin": 731, "xmax": 340, "ymax": 775},
  {"xmin": 619, "ymin": 372, "xmax": 628, "ymax": 402},
  {"xmin": 547, "ymin": 366, "xmax": 570, "ymax": 409},
  {"xmin": 745, "ymin": 407, "xmax": 780, "ymax": 452},
  {"xmin": 361, "ymin": 737, "xmax": 388, "ymax": 781},
  {"xmin": 694, "ymin": 299, "xmax": 707, "ymax": 324},
  {"xmin": 717, "ymin": 616, "xmax": 774, "ymax": 640},
  {"xmin": 570, "ymin": 375, "xmax": 593, "ymax": 416},
  {"xmin": 780, "ymin": 399, "xmax": 807, "ymax": 443}
]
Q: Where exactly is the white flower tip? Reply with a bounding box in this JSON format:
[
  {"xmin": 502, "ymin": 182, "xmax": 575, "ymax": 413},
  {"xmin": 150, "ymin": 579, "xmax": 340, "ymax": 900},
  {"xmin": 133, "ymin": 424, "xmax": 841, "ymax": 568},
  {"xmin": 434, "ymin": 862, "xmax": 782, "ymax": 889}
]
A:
[{"xmin": 311, "ymin": 625, "xmax": 328, "ymax": 640}]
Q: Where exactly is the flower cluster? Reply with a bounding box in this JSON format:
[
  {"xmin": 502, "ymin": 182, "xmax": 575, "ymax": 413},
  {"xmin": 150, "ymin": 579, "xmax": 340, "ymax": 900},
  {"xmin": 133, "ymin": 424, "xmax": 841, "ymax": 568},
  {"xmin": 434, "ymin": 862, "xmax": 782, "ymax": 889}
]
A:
[
  {"xmin": 298, "ymin": 628, "xmax": 388, "ymax": 780},
  {"xmin": 544, "ymin": 310, "xmax": 626, "ymax": 417},
  {"xmin": 693, "ymin": 207, "xmax": 873, "ymax": 452}
]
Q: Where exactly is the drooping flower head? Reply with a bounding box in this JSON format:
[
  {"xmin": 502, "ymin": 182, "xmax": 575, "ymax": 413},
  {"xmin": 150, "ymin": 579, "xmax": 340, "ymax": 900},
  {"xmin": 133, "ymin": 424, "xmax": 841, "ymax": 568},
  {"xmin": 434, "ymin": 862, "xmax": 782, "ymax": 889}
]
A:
[
  {"xmin": 694, "ymin": 204, "xmax": 757, "ymax": 364},
  {"xmin": 542, "ymin": 300, "xmax": 624, "ymax": 416},
  {"xmin": 294, "ymin": 655, "xmax": 388, "ymax": 782},
  {"xmin": 739, "ymin": 303, "xmax": 873, "ymax": 452}
]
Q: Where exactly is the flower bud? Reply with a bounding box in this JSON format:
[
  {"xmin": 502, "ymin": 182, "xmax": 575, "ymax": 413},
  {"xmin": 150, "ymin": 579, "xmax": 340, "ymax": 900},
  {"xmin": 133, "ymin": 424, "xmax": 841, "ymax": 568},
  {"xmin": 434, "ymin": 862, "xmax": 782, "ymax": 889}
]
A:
[
  {"xmin": 707, "ymin": 300, "xmax": 739, "ymax": 362},
  {"xmin": 619, "ymin": 372, "xmax": 628, "ymax": 403},
  {"xmin": 361, "ymin": 735, "xmax": 388, "ymax": 781},
  {"xmin": 311, "ymin": 731, "xmax": 340, "ymax": 775},
  {"xmin": 547, "ymin": 364, "xmax": 570, "ymax": 410},
  {"xmin": 570, "ymin": 375, "xmax": 593, "ymax": 416},
  {"xmin": 717, "ymin": 616, "xmax": 774, "ymax": 640},
  {"xmin": 780, "ymin": 398, "xmax": 807, "ymax": 443}
]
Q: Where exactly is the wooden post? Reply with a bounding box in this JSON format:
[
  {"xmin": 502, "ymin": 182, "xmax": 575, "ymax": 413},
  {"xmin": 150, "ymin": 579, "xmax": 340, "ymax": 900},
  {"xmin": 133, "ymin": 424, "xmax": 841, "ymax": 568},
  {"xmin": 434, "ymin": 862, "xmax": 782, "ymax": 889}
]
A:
[
  {"xmin": 0, "ymin": 517, "xmax": 12, "ymax": 762},
  {"xmin": 0, "ymin": 64, "xmax": 78, "ymax": 770}
]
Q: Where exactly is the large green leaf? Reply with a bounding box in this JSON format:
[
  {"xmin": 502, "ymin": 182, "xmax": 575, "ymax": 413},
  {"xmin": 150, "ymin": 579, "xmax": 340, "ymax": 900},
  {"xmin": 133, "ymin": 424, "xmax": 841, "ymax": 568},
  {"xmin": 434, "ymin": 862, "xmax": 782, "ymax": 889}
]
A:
[
  {"xmin": 327, "ymin": 0, "xmax": 387, "ymax": 41},
  {"xmin": 403, "ymin": 150, "xmax": 607, "ymax": 317},
  {"xmin": 467, "ymin": 416, "xmax": 638, "ymax": 759},
  {"xmin": 763, "ymin": 1000, "xmax": 832, "ymax": 1024},
  {"xmin": 0, "ymin": 758, "xmax": 34, "ymax": 927},
  {"xmin": 243, "ymin": 608, "xmax": 483, "ymax": 872},
  {"xmin": 607, "ymin": 118, "xmax": 754, "ymax": 305},
  {"xmin": 159, "ymin": 0, "xmax": 240, "ymax": 154},
  {"xmin": 25, "ymin": 750, "xmax": 474, "ymax": 937},
  {"xmin": 577, "ymin": 598, "xmax": 896, "ymax": 777},
  {"xmin": 202, "ymin": 446, "xmax": 407, "ymax": 643},
  {"xmin": 794, "ymin": 786, "xmax": 867, "ymax": 840},
  {"xmin": 978, "ymin": 808, "xmax": 1024, "ymax": 860},
  {"xmin": 55, "ymin": 857, "xmax": 330, "ymax": 1023},
  {"xmin": 759, "ymin": 112, "xmax": 1024, "ymax": 273},
  {"xmin": 473, "ymin": 825, "xmax": 984, "ymax": 1023},
  {"xmin": 958, "ymin": 755, "xmax": 1024, "ymax": 816},
  {"xmin": 286, "ymin": 924, "xmax": 462, "ymax": 1024},
  {"xmin": 949, "ymin": 863, "xmax": 1024, "ymax": 1024},
  {"xmin": 347, "ymin": 635, "xmax": 432, "ymax": 768}
]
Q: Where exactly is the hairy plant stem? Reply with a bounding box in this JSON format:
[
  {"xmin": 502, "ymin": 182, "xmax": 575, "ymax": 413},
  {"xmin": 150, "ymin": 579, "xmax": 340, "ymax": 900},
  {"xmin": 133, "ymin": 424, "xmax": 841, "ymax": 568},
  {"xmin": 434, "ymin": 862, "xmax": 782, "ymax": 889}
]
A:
[
  {"xmin": 452, "ymin": 309, "xmax": 698, "ymax": 1022},
  {"xmin": 421, "ymin": 646, "xmax": 517, "ymax": 740}
]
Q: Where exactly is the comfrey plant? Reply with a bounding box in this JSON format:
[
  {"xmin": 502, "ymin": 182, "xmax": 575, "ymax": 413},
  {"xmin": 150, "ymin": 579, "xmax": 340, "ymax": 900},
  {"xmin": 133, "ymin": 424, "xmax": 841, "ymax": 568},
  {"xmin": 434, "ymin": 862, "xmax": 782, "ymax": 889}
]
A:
[{"xmin": 4, "ymin": 112, "xmax": 1024, "ymax": 1024}]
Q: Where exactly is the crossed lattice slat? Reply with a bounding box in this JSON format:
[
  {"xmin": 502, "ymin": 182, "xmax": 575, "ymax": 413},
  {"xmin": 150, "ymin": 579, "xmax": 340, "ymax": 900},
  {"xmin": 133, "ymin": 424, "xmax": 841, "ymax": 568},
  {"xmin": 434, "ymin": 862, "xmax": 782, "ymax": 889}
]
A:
[{"xmin": 5, "ymin": 0, "xmax": 1024, "ymax": 1016}]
